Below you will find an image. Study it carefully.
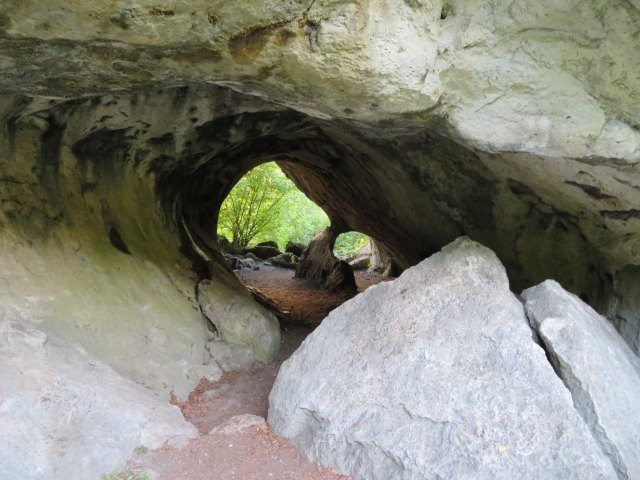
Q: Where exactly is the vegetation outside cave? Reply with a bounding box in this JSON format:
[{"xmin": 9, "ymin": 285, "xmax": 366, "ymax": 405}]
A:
[{"xmin": 217, "ymin": 162, "xmax": 368, "ymax": 259}]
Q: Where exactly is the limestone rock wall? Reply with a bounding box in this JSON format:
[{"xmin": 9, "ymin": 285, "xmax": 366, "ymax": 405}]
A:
[
  {"xmin": 1, "ymin": 74, "xmax": 639, "ymax": 367},
  {"xmin": 0, "ymin": 87, "xmax": 286, "ymax": 398},
  {"xmin": 0, "ymin": 0, "xmax": 638, "ymax": 390},
  {"xmin": 2, "ymin": 2, "xmax": 639, "ymax": 477},
  {"xmin": 0, "ymin": 321, "xmax": 197, "ymax": 480},
  {"xmin": 0, "ymin": 0, "xmax": 638, "ymax": 143}
]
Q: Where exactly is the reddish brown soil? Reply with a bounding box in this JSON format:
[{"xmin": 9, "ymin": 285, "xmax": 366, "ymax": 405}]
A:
[
  {"xmin": 238, "ymin": 264, "xmax": 386, "ymax": 327},
  {"xmin": 127, "ymin": 264, "xmax": 388, "ymax": 480}
]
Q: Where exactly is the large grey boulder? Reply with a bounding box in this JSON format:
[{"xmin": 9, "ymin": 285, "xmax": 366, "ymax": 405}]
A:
[
  {"xmin": 197, "ymin": 275, "xmax": 280, "ymax": 363},
  {"xmin": 0, "ymin": 321, "xmax": 197, "ymax": 480},
  {"xmin": 271, "ymin": 252, "xmax": 299, "ymax": 269},
  {"xmin": 285, "ymin": 241, "xmax": 306, "ymax": 257},
  {"xmin": 522, "ymin": 280, "xmax": 640, "ymax": 480},
  {"xmin": 269, "ymin": 237, "xmax": 616, "ymax": 480},
  {"xmin": 245, "ymin": 245, "xmax": 281, "ymax": 260}
]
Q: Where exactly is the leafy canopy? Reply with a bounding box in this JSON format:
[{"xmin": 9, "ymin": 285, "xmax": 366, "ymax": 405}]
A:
[
  {"xmin": 217, "ymin": 162, "xmax": 328, "ymax": 249},
  {"xmin": 217, "ymin": 162, "xmax": 368, "ymax": 257},
  {"xmin": 334, "ymin": 231, "xmax": 369, "ymax": 258},
  {"xmin": 217, "ymin": 162, "xmax": 293, "ymax": 248}
]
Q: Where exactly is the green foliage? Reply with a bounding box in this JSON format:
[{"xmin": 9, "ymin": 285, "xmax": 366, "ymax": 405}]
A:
[
  {"xmin": 217, "ymin": 162, "xmax": 368, "ymax": 258},
  {"xmin": 265, "ymin": 187, "xmax": 329, "ymax": 247},
  {"xmin": 218, "ymin": 162, "xmax": 329, "ymax": 249},
  {"xmin": 334, "ymin": 231, "xmax": 368, "ymax": 259},
  {"xmin": 218, "ymin": 162, "xmax": 299, "ymax": 248},
  {"xmin": 134, "ymin": 445, "xmax": 148, "ymax": 456}
]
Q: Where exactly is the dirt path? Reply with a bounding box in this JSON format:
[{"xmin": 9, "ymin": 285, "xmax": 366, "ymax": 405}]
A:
[
  {"xmin": 127, "ymin": 264, "xmax": 387, "ymax": 480},
  {"xmin": 238, "ymin": 263, "xmax": 386, "ymax": 327}
]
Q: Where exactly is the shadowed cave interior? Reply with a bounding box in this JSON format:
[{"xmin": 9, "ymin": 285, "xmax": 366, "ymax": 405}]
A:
[
  {"xmin": 2, "ymin": 2, "xmax": 640, "ymax": 478},
  {"xmin": 3, "ymin": 84, "xmax": 637, "ymax": 355},
  {"xmin": 2, "ymin": 82, "xmax": 639, "ymax": 479}
]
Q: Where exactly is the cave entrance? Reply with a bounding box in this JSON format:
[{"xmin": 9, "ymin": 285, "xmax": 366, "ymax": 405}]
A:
[
  {"xmin": 215, "ymin": 159, "xmax": 328, "ymax": 287},
  {"xmin": 216, "ymin": 161, "xmax": 328, "ymax": 261},
  {"xmin": 334, "ymin": 231, "xmax": 369, "ymax": 265},
  {"xmin": 215, "ymin": 161, "xmax": 388, "ymax": 329}
]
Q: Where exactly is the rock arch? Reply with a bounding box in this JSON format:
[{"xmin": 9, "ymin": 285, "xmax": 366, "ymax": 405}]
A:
[{"xmin": 2, "ymin": 2, "xmax": 640, "ymax": 477}]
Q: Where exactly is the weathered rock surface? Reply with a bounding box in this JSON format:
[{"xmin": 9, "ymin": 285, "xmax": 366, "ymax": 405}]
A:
[
  {"xmin": 271, "ymin": 252, "xmax": 299, "ymax": 269},
  {"xmin": 285, "ymin": 241, "xmax": 306, "ymax": 257},
  {"xmin": 296, "ymin": 227, "xmax": 357, "ymax": 292},
  {"xmin": 209, "ymin": 414, "xmax": 266, "ymax": 435},
  {"xmin": 348, "ymin": 255, "xmax": 370, "ymax": 270},
  {"xmin": 347, "ymin": 241, "xmax": 372, "ymax": 270},
  {"xmin": 522, "ymin": 280, "xmax": 640, "ymax": 480},
  {"xmin": 206, "ymin": 338, "xmax": 256, "ymax": 372},
  {"xmin": 2, "ymin": 0, "xmax": 638, "ymax": 141},
  {"xmin": 0, "ymin": 320, "xmax": 197, "ymax": 480},
  {"xmin": 244, "ymin": 252, "xmax": 260, "ymax": 261},
  {"xmin": 225, "ymin": 254, "xmax": 259, "ymax": 271},
  {"xmin": 606, "ymin": 266, "xmax": 640, "ymax": 355},
  {"xmin": 369, "ymin": 239, "xmax": 399, "ymax": 276},
  {"xmin": 198, "ymin": 275, "xmax": 281, "ymax": 363},
  {"xmin": 2, "ymin": 1, "xmax": 640, "ymax": 355},
  {"xmin": 269, "ymin": 237, "xmax": 616, "ymax": 480},
  {"xmin": 0, "ymin": 230, "xmax": 216, "ymax": 400},
  {"xmin": 256, "ymin": 241, "xmax": 279, "ymax": 249},
  {"xmin": 246, "ymin": 245, "xmax": 281, "ymax": 260},
  {"xmin": 0, "ymin": 0, "xmax": 640, "ymax": 474}
]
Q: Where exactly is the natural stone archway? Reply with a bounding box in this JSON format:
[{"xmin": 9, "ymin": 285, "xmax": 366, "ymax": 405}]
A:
[
  {"xmin": 1, "ymin": 82, "xmax": 638, "ymax": 360},
  {"xmin": 1, "ymin": 1, "xmax": 640, "ymax": 477}
]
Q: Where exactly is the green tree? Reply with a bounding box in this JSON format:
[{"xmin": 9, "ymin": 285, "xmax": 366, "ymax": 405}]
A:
[
  {"xmin": 268, "ymin": 186, "xmax": 329, "ymax": 247},
  {"xmin": 218, "ymin": 162, "xmax": 294, "ymax": 248},
  {"xmin": 334, "ymin": 231, "xmax": 368, "ymax": 258},
  {"xmin": 217, "ymin": 162, "xmax": 368, "ymax": 257}
]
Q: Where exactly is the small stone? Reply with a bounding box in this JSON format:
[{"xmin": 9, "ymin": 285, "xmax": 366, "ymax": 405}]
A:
[{"xmin": 210, "ymin": 414, "xmax": 266, "ymax": 435}]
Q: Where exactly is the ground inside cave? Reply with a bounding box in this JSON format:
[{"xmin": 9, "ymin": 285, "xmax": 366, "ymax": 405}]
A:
[{"xmin": 124, "ymin": 264, "xmax": 388, "ymax": 479}]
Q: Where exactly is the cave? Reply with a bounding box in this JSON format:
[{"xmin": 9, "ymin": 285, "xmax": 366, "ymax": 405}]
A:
[{"xmin": 1, "ymin": 1, "xmax": 639, "ymax": 479}]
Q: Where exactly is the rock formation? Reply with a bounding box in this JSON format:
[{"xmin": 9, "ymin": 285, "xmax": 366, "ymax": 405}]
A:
[
  {"xmin": 269, "ymin": 237, "xmax": 621, "ymax": 480},
  {"xmin": 197, "ymin": 275, "xmax": 281, "ymax": 363},
  {"xmin": 0, "ymin": 0, "xmax": 639, "ymax": 477},
  {"xmin": 285, "ymin": 241, "xmax": 306, "ymax": 257},
  {"xmin": 0, "ymin": 321, "xmax": 197, "ymax": 479},
  {"xmin": 245, "ymin": 245, "xmax": 281, "ymax": 260},
  {"xmin": 523, "ymin": 281, "xmax": 640, "ymax": 480},
  {"xmin": 295, "ymin": 227, "xmax": 357, "ymax": 292},
  {"xmin": 346, "ymin": 240, "xmax": 372, "ymax": 270},
  {"xmin": 271, "ymin": 252, "xmax": 300, "ymax": 269}
]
